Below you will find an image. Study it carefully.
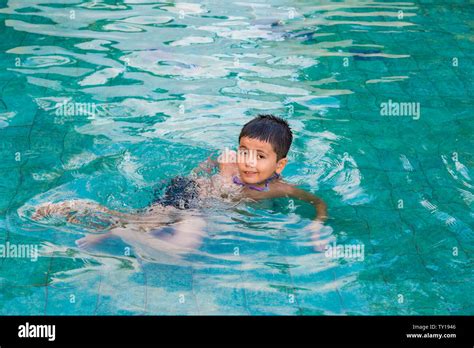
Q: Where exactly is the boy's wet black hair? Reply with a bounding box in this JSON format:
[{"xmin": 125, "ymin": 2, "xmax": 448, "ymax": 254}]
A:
[{"xmin": 239, "ymin": 114, "xmax": 293, "ymax": 161}]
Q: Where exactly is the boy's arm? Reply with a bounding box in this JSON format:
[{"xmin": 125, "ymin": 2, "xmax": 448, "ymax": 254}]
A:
[
  {"xmin": 192, "ymin": 150, "xmax": 238, "ymax": 177},
  {"xmin": 191, "ymin": 154, "xmax": 218, "ymax": 176},
  {"xmin": 284, "ymin": 185, "xmax": 328, "ymax": 222},
  {"xmin": 217, "ymin": 149, "xmax": 239, "ymax": 177},
  {"xmin": 276, "ymin": 183, "xmax": 329, "ymax": 251}
]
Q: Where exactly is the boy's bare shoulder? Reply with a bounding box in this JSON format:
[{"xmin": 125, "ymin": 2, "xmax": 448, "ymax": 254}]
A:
[
  {"xmin": 244, "ymin": 179, "xmax": 296, "ymax": 200},
  {"xmin": 269, "ymin": 180, "xmax": 296, "ymax": 195}
]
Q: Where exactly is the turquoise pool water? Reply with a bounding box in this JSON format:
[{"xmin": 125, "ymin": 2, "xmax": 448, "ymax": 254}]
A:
[{"xmin": 0, "ymin": 0, "xmax": 472, "ymax": 315}]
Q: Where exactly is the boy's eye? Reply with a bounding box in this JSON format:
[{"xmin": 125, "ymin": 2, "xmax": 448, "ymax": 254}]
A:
[
  {"xmin": 238, "ymin": 149, "xmax": 248, "ymax": 156},
  {"xmin": 257, "ymin": 154, "xmax": 265, "ymax": 159}
]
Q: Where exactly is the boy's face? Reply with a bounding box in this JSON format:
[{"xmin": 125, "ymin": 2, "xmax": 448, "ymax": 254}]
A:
[{"xmin": 237, "ymin": 136, "xmax": 288, "ymax": 185}]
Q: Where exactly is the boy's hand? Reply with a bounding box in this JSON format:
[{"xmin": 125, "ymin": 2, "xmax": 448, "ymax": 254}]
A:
[
  {"xmin": 192, "ymin": 154, "xmax": 218, "ymax": 176},
  {"xmin": 217, "ymin": 149, "xmax": 237, "ymax": 164},
  {"xmin": 306, "ymin": 220, "xmax": 334, "ymax": 252},
  {"xmin": 217, "ymin": 149, "xmax": 238, "ymax": 177}
]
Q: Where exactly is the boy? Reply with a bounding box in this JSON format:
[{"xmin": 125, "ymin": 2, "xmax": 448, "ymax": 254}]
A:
[
  {"xmin": 32, "ymin": 114, "xmax": 328, "ymax": 252},
  {"xmin": 215, "ymin": 114, "xmax": 327, "ymax": 220}
]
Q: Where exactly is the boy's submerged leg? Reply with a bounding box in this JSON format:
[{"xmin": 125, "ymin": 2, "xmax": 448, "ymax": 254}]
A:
[
  {"xmin": 32, "ymin": 199, "xmax": 129, "ymax": 224},
  {"xmin": 32, "ymin": 199, "xmax": 206, "ymax": 254},
  {"xmin": 110, "ymin": 211, "xmax": 206, "ymax": 255},
  {"xmin": 32, "ymin": 199, "xmax": 175, "ymax": 227},
  {"xmin": 75, "ymin": 232, "xmax": 114, "ymax": 249},
  {"xmin": 162, "ymin": 213, "xmax": 206, "ymax": 250}
]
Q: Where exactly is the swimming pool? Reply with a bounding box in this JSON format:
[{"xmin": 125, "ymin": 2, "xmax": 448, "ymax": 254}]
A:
[{"xmin": 0, "ymin": 0, "xmax": 472, "ymax": 315}]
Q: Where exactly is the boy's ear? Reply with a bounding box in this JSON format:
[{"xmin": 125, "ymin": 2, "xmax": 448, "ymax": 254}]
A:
[{"xmin": 276, "ymin": 157, "xmax": 288, "ymax": 174}]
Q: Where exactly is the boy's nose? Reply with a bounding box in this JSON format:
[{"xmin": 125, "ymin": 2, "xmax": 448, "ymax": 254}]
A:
[{"xmin": 245, "ymin": 152, "xmax": 257, "ymax": 167}]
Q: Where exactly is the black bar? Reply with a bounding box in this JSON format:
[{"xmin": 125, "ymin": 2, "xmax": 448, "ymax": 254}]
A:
[{"xmin": 0, "ymin": 315, "xmax": 472, "ymax": 346}]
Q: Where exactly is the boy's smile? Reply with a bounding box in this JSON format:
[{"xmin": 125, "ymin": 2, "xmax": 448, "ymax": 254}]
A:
[{"xmin": 237, "ymin": 136, "xmax": 287, "ymax": 186}]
